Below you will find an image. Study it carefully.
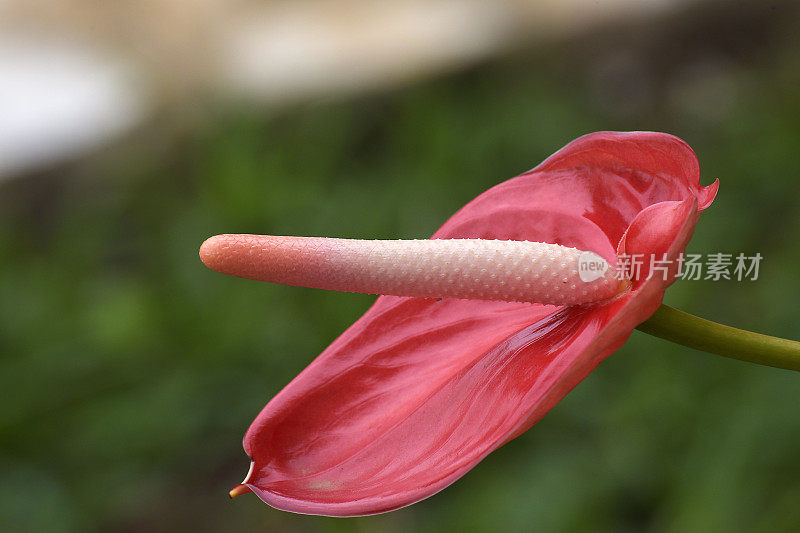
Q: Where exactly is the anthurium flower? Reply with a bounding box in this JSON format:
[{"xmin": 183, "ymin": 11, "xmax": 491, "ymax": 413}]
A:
[{"xmin": 201, "ymin": 131, "xmax": 718, "ymax": 516}]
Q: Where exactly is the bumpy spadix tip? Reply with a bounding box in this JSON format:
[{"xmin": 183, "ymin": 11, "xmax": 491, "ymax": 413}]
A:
[
  {"xmin": 200, "ymin": 234, "xmax": 625, "ymax": 306},
  {"xmin": 199, "ymin": 235, "xmax": 232, "ymax": 272}
]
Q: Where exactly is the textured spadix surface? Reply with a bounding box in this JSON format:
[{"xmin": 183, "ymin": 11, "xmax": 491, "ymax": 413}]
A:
[
  {"xmin": 209, "ymin": 131, "xmax": 719, "ymax": 516},
  {"xmin": 200, "ymin": 236, "xmax": 622, "ymax": 306}
]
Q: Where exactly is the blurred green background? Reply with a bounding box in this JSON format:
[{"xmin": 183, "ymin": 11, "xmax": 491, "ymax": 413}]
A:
[{"xmin": 2, "ymin": 2, "xmax": 800, "ymax": 532}]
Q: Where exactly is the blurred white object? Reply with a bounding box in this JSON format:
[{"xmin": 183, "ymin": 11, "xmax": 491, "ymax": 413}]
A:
[
  {"xmin": 218, "ymin": 0, "xmax": 696, "ymax": 102},
  {"xmin": 220, "ymin": 0, "xmax": 511, "ymax": 101},
  {"xmin": 0, "ymin": 0, "xmax": 698, "ymax": 177},
  {"xmin": 0, "ymin": 34, "xmax": 148, "ymax": 178}
]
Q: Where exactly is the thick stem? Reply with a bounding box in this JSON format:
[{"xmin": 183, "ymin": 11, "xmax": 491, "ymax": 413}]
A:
[{"xmin": 636, "ymin": 304, "xmax": 800, "ymax": 372}]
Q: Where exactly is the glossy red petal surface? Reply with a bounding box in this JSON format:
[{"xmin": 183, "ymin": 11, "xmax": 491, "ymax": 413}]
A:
[
  {"xmin": 240, "ymin": 132, "xmax": 718, "ymax": 515},
  {"xmin": 436, "ymin": 131, "xmax": 716, "ymax": 256}
]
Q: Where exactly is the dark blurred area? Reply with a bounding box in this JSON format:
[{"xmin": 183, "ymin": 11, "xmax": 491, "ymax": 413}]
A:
[{"xmin": 2, "ymin": 1, "xmax": 800, "ymax": 531}]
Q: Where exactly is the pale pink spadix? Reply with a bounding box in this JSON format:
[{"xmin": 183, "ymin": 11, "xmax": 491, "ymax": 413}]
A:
[{"xmin": 200, "ymin": 234, "xmax": 626, "ymax": 306}]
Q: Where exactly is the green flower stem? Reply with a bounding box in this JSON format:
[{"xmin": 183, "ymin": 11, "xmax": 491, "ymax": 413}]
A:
[{"xmin": 636, "ymin": 304, "xmax": 800, "ymax": 372}]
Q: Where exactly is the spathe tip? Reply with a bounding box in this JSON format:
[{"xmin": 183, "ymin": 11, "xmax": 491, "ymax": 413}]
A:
[
  {"xmin": 229, "ymin": 484, "xmax": 252, "ymax": 499},
  {"xmin": 229, "ymin": 460, "xmax": 256, "ymax": 499}
]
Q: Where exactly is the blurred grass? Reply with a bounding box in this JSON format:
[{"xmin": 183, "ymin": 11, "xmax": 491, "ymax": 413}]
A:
[{"xmin": 2, "ymin": 7, "xmax": 800, "ymax": 532}]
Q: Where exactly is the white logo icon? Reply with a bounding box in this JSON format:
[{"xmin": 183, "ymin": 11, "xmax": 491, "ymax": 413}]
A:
[{"xmin": 578, "ymin": 251, "xmax": 608, "ymax": 282}]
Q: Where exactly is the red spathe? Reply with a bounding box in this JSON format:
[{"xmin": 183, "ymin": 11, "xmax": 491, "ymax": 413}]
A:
[{"xmin": 237, "ymin": 131, "xmax": 719, "ymax": 515}]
